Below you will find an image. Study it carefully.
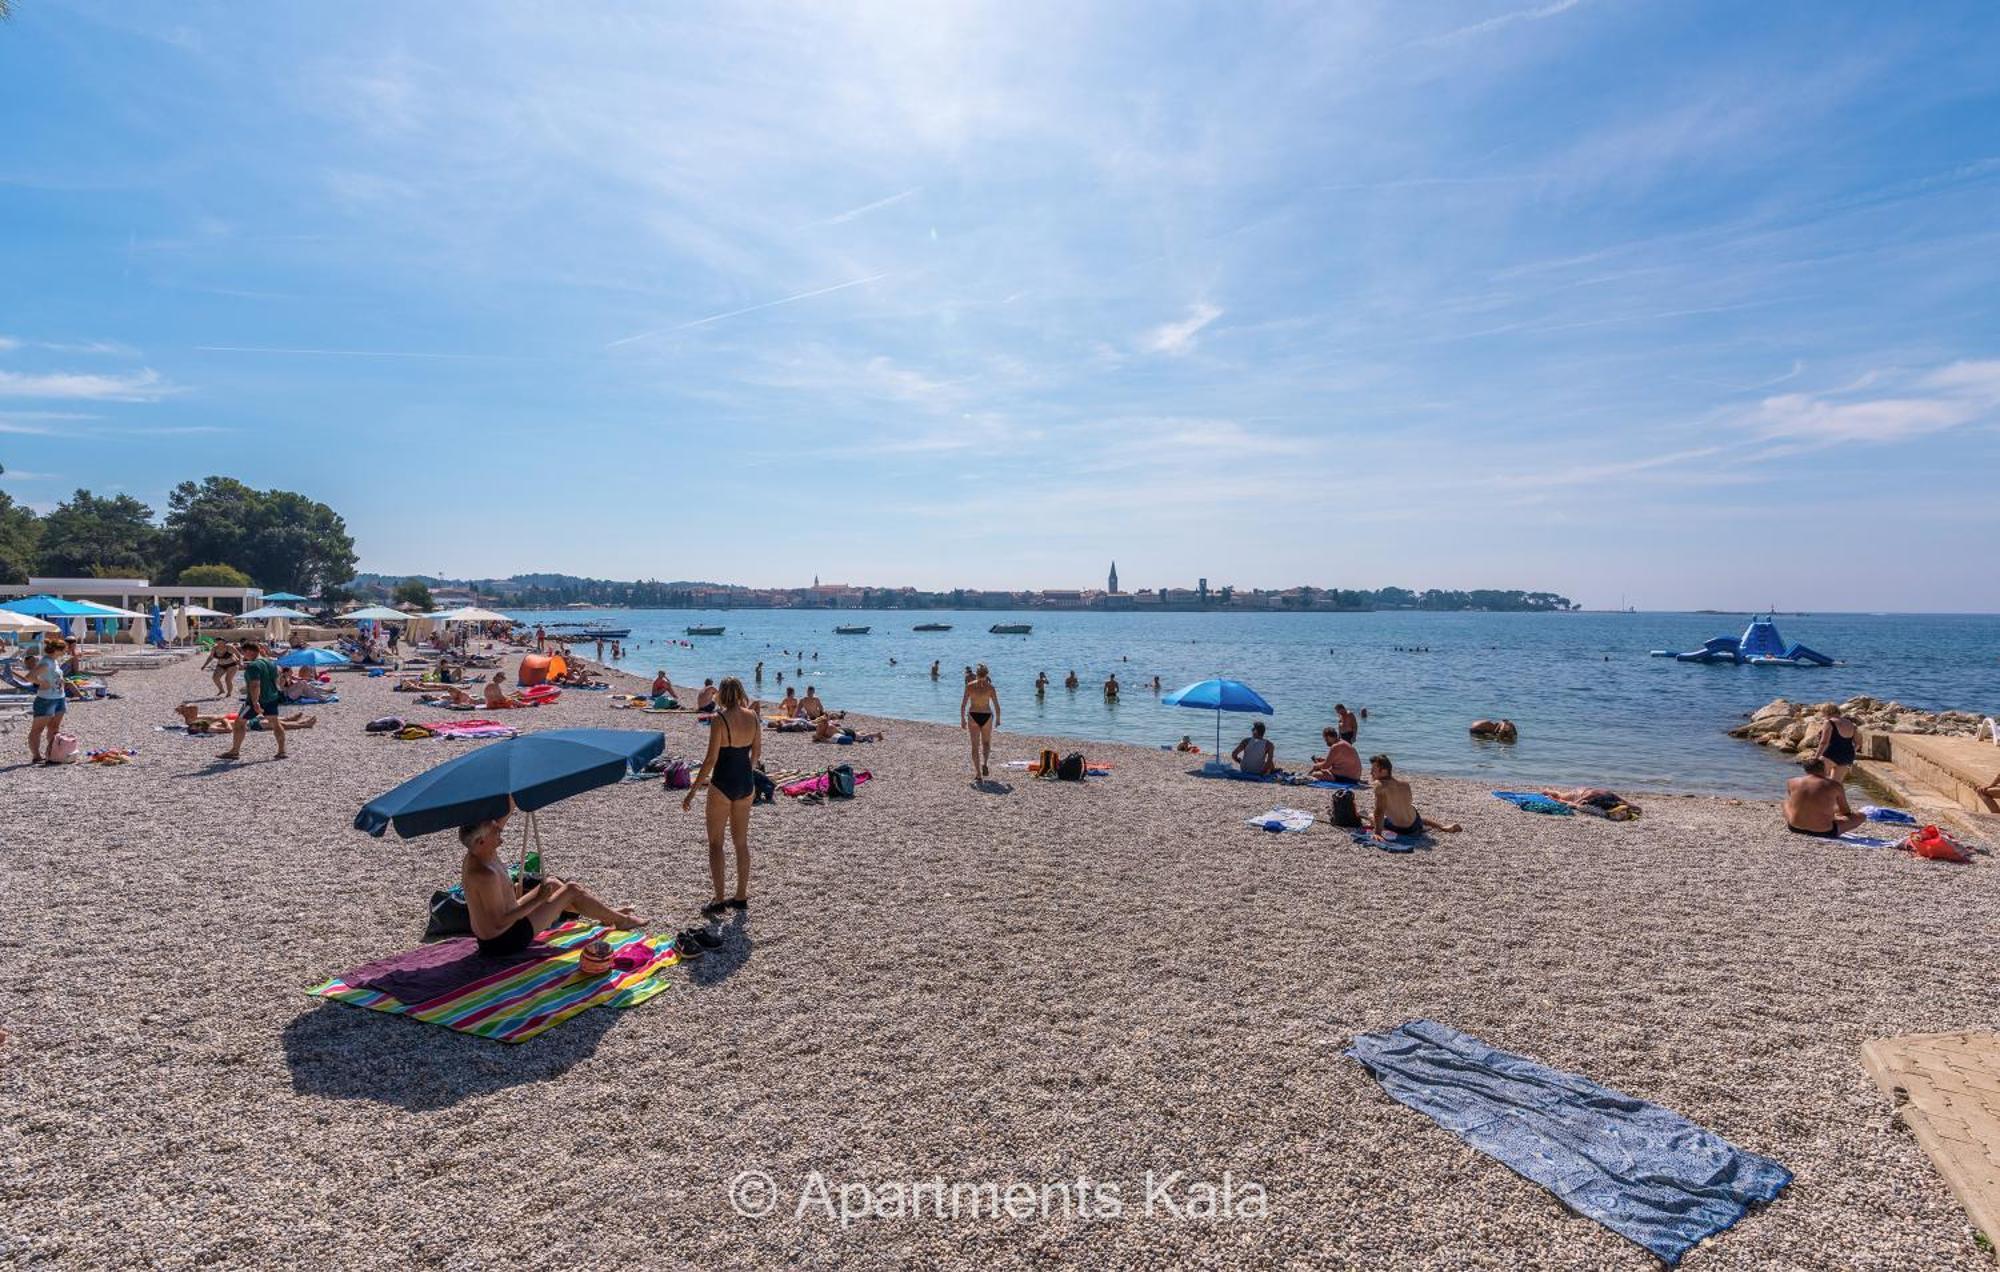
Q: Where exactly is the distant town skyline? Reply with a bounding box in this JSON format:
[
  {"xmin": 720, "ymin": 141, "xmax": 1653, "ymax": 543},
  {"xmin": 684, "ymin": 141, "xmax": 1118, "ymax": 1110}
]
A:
[{"xmin": 3, "ymin": 4, "xmax": 1996, "ymax": 612}]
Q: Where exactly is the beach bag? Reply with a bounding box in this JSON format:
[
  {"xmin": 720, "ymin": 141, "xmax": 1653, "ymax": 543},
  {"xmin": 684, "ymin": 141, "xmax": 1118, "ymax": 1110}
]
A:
[
  {"xmin": 663, "ymin": 759, "xmax": 693, "ymax": 790},
  {"xmin": 1906, "ymin": 825, "xmax": 1972, "ymax": 864},
  {"xmin": 826, "ymin": 764, "xmax": 857, "ymax": 799},
  {"xmin": 1055, "ymin": 752, "xmax": 1086, "ymax": 782},
  {"xmin": 48, "ymin": 733, "xmax": 79, "ymax": 764},
  {"xmin": 1330, "ymin": 787, "xmax": 1362, "ymax": 828},
  {"xmin": 752, "ymin": 768, "xmax": 776, "ymax": 804},
  {"xmin": 1036, "ymin": 747, "xmax": 1060, "ymax": 777},
  {"xmin": 364, "ymin": 716, "xmax": 403, "ymax": 733}
]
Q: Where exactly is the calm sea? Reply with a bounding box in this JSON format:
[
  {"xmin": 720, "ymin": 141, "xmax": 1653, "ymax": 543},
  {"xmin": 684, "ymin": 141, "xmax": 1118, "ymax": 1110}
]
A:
[{"xmin": 507, "ymin": 609, "xmax": 2000, "ymax": 798}]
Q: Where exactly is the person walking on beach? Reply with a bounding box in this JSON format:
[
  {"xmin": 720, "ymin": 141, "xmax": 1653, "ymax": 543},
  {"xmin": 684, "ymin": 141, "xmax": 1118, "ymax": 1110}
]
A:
[
  {"xmin": 962, "ymin": 663, "xmax": 1000, "ymax": 780},
  {"xmin": 684, "ymin": 676, "xmax": 758, "ymax": 917},
  {"xmin": 26, "ymin": 643, "xmax": 68, "ymax": 765},
  {"xmin": 217, "ymin": 641, "xmax": 290, "ymax": 761},
  {"xmin": 1812, "ymin": 704, "xmax": 1859, "ymax": 782},
  {"xmin": 202, "ymin": 637, "xmax": 241, "ymax": 698},
  {"xmin": 1335, "ymin": 703, "xmax": 1359, "ymax": 743}
]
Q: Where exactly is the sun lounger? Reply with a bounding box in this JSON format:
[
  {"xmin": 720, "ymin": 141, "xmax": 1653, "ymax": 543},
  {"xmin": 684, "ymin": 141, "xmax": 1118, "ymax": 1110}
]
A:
[
  {"xmin": 307, "ymin": 920, "xmax": 675, "ymax": 1043},
  {"xmin": 1349, "ymin": 1019, "xmax": 1790, "ymax": 1263}
]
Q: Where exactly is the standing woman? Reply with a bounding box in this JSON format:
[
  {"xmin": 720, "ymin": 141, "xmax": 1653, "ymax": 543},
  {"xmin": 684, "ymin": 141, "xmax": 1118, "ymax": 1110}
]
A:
[
  {"xmin": 28, "ymin": 639, "xmax": 69, "ymax": 764},
  {"xmin": 961, "ymin": 663, "xmax": 1000, "ymax": 780},
  {"xmin": 684, "ymin": 676, "xmax": 758, "ymax": 917},
  {"xmin": 1813, "ymin": 702, "xmax": 1859, "ymax": 782},
  {"xmin": 203, "ymin": 637, "xmax": 241, "ymax": 699}
]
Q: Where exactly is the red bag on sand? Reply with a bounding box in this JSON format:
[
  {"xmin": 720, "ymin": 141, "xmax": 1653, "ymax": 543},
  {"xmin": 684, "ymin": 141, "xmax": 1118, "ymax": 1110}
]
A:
[{"xmin": 1905, "ymin": 826, "xmax": 1972, "ymax": 864}]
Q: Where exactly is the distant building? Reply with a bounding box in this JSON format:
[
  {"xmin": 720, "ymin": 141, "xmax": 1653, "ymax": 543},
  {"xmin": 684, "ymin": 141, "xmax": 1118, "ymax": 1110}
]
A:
[{"xmin": 1108, "ymin": 561, "xmax": 1118, "ymax": 593}]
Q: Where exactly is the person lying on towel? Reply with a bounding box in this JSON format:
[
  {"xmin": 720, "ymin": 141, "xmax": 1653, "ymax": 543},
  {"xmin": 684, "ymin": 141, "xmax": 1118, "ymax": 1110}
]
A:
[
  {"xmin": 1232, "ymin": 722, "xmax": 1276, "ymax": 776},
  {"xmin": 1369, "ymin": 754, "xmax": 1463, "ymax": 838},
  {"xmin": 813, "ymin": 715, "xmax": 882, "ymax": 744},
  {"xmin": 1784, "ymin": 755, "xmax": 1866, "ymax": 838},
  {"xmin": 174, "ymin": 702, "xmax": 317, "ymax": 734},
  {"xmin": 459, "ymin": 812, "xmax": 647, "ymax": 957}
]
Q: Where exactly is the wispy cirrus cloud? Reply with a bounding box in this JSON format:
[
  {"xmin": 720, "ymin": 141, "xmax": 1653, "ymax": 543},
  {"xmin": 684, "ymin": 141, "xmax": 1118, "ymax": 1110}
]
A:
[
  {"xmin": 1751, "ymin": 360, "xmax": 2000, "ymax": 444},
  {"xmin": 1417, "ymin": 0, "xmax": 1588, "ymax": 45},
  {"xmin": 802, "ymin": 187, "xmax": 921, "ymax": 229},
  {"xmin": 609, "ymin": 273, "xmax": 893, "ymax": 347},
  {"xmin": 0, "ymin": 368, "xmax": 179, "ymax": 402},
  {"xmin": 1140, "ymin": 303, "xmax": 1222, "ymax": 357}
]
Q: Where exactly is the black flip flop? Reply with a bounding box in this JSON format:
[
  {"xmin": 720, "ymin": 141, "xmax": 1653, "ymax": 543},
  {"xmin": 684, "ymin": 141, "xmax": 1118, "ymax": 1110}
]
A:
[
  {"xmin": 700, "ymin": 899, "xmax": 729, "ymax": 918},
  {"xmin": 725, "ymin": 897, "xmax": 748, "ymax": 912},
  {"xmin": 672, "ymin": 930, "xmax": 706, "ymax": 960}
]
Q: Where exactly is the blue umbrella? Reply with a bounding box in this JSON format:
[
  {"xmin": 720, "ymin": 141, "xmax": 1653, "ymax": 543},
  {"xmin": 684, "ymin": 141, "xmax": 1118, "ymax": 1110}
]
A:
[
  {"xmin": 276, "ymin": 647, "xmax": 350, "ymax": 669},
  {"xmin": 262, "ymin": 591, "xmax": 310, "ymax": 603},
  {"xmin": 354, "ymin": 728, "xmax": 664, "ymax": 839},
  {"xmin": 0, "ymin": 594, "xmax": 107, "ymax": 618},
  {"xmin": 1162, "ymin": 677, "xmax": 1275, "ymax": 763}
]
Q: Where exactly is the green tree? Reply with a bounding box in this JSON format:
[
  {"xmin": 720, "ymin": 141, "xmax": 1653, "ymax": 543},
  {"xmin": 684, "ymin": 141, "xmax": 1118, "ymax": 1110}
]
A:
[
  {"xmin": 393, "ymin": 578, "xmax": 436, "ymax": 610},
  {"xmin": 179, "ymin": 562, "xmax": 254, "ymax": 589},
  {"xmin": 0, "ymin": 488, "xmax": 40, "ymax": 585},
  {"xmin": 162, "ymin": 477, "xmax": 358, "ymax": 595},
  {"xmin": 36, "ymin": 490, "xmax": 160, "ymax": 578}
]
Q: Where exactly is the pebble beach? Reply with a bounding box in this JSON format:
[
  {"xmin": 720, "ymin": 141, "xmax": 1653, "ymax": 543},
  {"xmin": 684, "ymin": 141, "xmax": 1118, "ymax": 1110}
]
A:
[{"xmin": 3, "ymin": 650, "xmax": 1996, "ymax": 1269}]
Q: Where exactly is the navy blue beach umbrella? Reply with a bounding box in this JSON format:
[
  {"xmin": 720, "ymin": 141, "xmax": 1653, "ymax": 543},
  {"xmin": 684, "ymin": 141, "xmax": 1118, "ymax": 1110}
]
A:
[
  {"xmin": 1162, "ymin": 677, "xmax": 1275, "ymax": 763},
  {"xmin": 354, "ymin": 728, "xmax": 664, "ymax": 839}
]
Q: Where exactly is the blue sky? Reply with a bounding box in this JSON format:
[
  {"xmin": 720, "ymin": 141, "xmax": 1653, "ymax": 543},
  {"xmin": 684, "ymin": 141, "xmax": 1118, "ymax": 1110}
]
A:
[{"xmin": 2, "ymin": 1, "xmax": 1997, "ymax": 610}]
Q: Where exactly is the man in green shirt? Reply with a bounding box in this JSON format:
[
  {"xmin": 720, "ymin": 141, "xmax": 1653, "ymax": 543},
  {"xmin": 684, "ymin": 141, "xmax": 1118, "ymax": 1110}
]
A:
[{"xmin": 217, "ymin": 641, "xmax": 291, "ymax": 761}]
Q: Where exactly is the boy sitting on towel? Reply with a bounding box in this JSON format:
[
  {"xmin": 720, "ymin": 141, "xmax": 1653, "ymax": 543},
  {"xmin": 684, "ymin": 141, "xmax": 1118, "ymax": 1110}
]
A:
[
  {"xmin": 459, "ymin": 812, "xmax": 647, "ymax": 957},
  {"xmin": 1369, "ymin": 754, "xmax": 1463, "ymax": 838}
]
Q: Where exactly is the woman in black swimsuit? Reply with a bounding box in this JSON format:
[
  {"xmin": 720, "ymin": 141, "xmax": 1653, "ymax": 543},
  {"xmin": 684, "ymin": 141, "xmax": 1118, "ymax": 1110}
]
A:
[
  {"xmin": 1814, "ymin": 704, "xmax": 1858, "ymax": 781},
  {"xmin": 685, "ymin": 676, "xmax": 759, "ymax": 916},
  {"xmin": 961, "ymin": 663, "xmax": 1000, "ymax": 780}
]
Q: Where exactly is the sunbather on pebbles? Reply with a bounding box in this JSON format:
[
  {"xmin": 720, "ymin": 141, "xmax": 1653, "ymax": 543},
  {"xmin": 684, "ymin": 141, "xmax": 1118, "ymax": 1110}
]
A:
[
  {"xmin": 460, "ymin": 812, "xmax": 644, "ymax": 956},
  {"xmin": 1369, "ymin": 755, "xmax": 1463, "ymax": 838}
]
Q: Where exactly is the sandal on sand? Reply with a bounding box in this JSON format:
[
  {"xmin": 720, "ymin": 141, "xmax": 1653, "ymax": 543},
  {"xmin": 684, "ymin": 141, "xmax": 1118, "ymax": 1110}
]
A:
[
  {"xmin": 686, "ymin": 927, "xmax": 724, "ymax": 950},
  {"xmin": 726, "ymin": 897, "xmax": 748, "ymax": 912},
  {"xmin": 672, "ymin": 931, "xmax": 706, "ymax": 960},
  {"xmin": 700, "ymin": 899, "xmax": 729, "ymax": 918}
]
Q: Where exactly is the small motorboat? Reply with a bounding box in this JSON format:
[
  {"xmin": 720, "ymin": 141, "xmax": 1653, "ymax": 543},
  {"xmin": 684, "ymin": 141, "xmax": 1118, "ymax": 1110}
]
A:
[
  {"xmin": 834, "ymin": 625, "xmax": 871, "ymax": 635},
  {"xmin": 989, "ymin": 623, "xmax": 1032, "ymax": 635},
  {"xmin": 912, "ymin": 623, "xmax": 953, "ymax": 632},
  {"xmin": 685, "ymin": 625, "xmax": 725, "ymax": 637}
]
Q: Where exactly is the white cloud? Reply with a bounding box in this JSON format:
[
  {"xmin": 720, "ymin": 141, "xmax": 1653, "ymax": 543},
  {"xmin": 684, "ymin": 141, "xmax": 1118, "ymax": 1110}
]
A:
[
  {"xmin": 803, "ymin": 187, "xmax": 922, "ymax": 229},
  {"xmin": 1418, "ymin": 0, "xmax": 1587, "ymax": 45},
  {"xmin": 1140, "ymin": 303, "xmax": 1222, "ymax": 357},
  {"xmin": 0, "ymin": 369, "xmax": 179, "ymax": 402},
  {"xmin": 1751, "ymin": 359, "xmax": 2000, "ymax": 444}
]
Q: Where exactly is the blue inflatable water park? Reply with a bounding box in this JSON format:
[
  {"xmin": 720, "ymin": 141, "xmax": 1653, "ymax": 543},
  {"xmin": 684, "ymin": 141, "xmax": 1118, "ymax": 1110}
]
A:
[{"xmin": 1650, "ymin": 615, "xmax": 1837, "ymax": 667}]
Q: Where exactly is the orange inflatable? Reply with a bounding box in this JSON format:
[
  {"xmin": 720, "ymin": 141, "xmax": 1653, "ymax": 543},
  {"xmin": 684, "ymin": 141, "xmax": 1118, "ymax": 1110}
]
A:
[
  {"xmin": 518, "ymin": 654, "xmax": 552, "ymax": 687},
  {"xmin": 548, "ymin": 655, "xmax": 568, "ymax": 681}
]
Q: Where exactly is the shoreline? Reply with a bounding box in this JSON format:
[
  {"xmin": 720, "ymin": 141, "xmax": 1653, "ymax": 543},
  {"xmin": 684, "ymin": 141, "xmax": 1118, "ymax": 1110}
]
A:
[{"xmin": 6, "ymin": 650, "xmax": 1996, "ymax": 1268}]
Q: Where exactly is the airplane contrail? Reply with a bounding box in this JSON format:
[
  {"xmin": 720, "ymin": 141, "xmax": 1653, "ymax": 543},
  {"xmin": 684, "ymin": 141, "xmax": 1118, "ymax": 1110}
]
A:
[{"xmin": 609, "ymin": 273, "xmax": 891, "ymax": 347}]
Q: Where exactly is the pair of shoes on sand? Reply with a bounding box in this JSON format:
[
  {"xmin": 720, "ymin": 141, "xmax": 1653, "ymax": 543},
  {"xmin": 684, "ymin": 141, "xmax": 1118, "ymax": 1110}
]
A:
[{"xmin": 673, "ymin": 925, "xmax": 726, "ymax": 960}]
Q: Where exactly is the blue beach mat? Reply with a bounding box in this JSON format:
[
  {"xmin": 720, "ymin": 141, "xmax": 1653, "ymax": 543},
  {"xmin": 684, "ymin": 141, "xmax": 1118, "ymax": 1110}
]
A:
[
  {"xmin": 1492, "ymin": 790, "xmax": 1573, "ymax": 816},
  {"xmin": 1349, "ymin": 830, "xmax": 1426, "ymax": 853},
  {"xmin": 1860, "ymin": 805, "xmax": 1917, "ymax": 825},
  {"xmin": 1346, "ymin": 1019, "xmax": 1790, "ymax": 1263}
]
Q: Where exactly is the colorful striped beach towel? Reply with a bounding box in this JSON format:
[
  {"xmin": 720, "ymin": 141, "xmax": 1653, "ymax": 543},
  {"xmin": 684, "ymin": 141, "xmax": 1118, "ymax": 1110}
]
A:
[{"xmin": 306, "ymin": 920, "xmax": 675, "ymax": 1044}]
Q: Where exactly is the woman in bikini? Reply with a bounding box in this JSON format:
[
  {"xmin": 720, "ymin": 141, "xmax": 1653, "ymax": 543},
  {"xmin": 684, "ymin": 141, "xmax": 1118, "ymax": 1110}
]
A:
[
  {"xmin": 203, "ymin": 639, "xmax": 241, "ymax": 698},
  {"xmin": 685, "ymin": 676, "xmax": 759, "ymax": 917},
  {"xmin": 961, "ymin": 663, "xmax": 1000, "ymax": 780},
  {"xmin": 1813, "ymin": 703, "xmax": 1858, "ymax": 782}
]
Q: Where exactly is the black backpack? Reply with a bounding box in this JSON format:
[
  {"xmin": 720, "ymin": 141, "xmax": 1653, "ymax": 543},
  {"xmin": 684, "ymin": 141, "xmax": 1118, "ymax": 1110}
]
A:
[
  {"xmin": 1329, "ymin": 787, "xmax": 1363, "ymax": 828},
  {"xmin": 826, "ymin": 764, "xmax": 857, "ymax": 799},
  {"xmin": 1055, "ymin": 752, "xmax": 1087, "ymax": 782}
]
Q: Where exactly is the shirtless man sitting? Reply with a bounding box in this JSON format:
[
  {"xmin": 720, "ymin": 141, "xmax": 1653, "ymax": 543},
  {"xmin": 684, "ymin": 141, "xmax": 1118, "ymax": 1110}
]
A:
[
  {"xmin": 459, "ymin": 813, "xmax": 646, "ymax": 956},
  {"xmin": 1311, "ymin": 727, "xmax": 1364, "ymax": 782},
  {"xmin": 1784, "ymin": 756, "xmax": 1866, "ymax": 838},
  {"xmin": 174, "ymin": 702, "xmax": 318, "ymax": 733},
  {"xmin": 1369, "ymin": 754, "xmax": 1463, "ymax": 838},
  {"xmin": 799, "ymin": 686, "xmax": 827, "ymax": 719}
]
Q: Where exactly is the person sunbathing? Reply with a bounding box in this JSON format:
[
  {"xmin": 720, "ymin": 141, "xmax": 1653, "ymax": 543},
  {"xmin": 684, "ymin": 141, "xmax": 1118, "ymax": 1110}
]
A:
[
  {"xmin": 813, "ymin": 714, "xmax": 883, "ymax": 744},
  {"xmin": 696, "ymin": 678, "xmax": 718, "ymax": 712},
  {"xmin": 650, "ymin": 670, "xmax": 670, "ymax": 698},
  {"xmin": 459, "ymin": 813, "xmax": 645, "ymax": 956},
  {"xmin": 484, "ymin": 678, "xmax": 530, "ymax": 710},
  {"xmin": 1469, "ymin": 719, "xmax": 1518, "ymax": 741},
  {"xmin": 1784, "ymin": 756, "xmax": 1866, "ymax": 838},
  {"xmin": 420, "ymin": 683, "xmax": 477, "ymax": 706},
  {"xmin": 1311, "ymin": 727, "xmax": 1364, "ymax": 782},
  {"xmin": 774, "ymin": 687, "xmax": 801, "ymax": 719},
  {"xmin": 1368, "ymin": 754, "xmax": 1463, "ymax": 837},
  {"xmin": 1539, "ymin": 787, "xmax": 1642, "ymax": 820},
  {"xmin": 174, "ymin": 702, "xmax": 317, "ymax": 734},
  {"xmin": 799, "ymin": 686, "xmax": 826, "ymax": 719}
]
